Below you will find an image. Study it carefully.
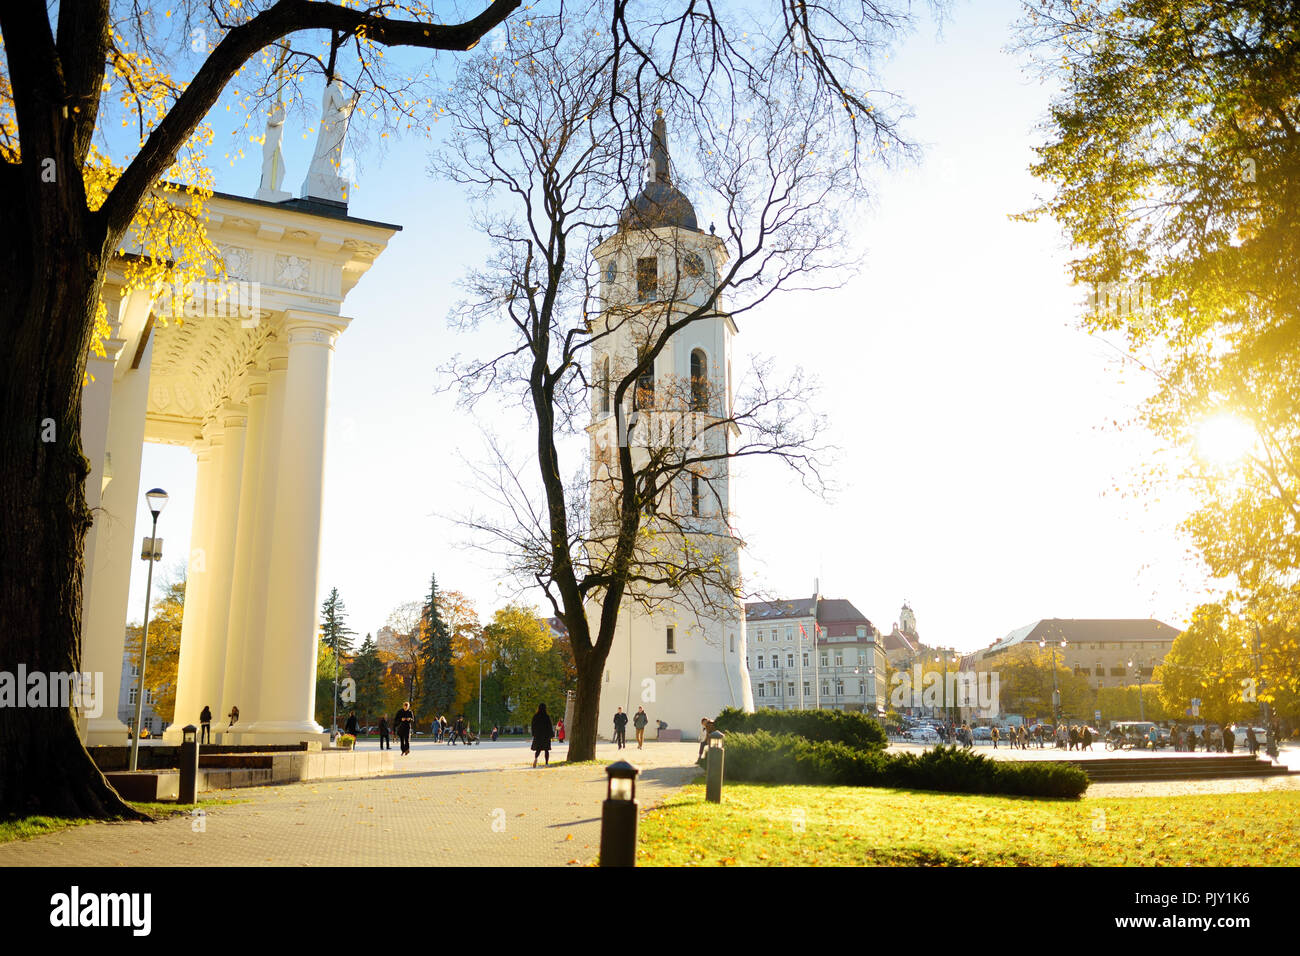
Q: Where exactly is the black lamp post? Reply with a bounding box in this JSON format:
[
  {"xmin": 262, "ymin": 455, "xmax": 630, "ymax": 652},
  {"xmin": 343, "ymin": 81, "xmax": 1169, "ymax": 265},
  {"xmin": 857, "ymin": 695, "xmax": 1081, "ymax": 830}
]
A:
[
  {"xmin": 705, "ymin": 731, "xmax": 726, "ymax": 803},
  {"xmin": 129, "ymin": 488, "xmax": 168, "ymax": 772},
  {"xmin": 599, "ymin": 760, "xmax": 640, "ymax": 867}
]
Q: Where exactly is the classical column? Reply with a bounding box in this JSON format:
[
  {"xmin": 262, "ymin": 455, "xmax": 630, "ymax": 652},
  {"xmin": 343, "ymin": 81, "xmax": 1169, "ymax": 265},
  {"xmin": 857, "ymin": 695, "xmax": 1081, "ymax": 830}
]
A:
[
  {"xmin": 200, "ymin": 404, "xmax": 248, "ymax": 737},
  {"xmin": 248, "ymin": 313, "xmax": 348, "ymax": 740},
  {"xmin": 168, "ymin": 434, "xmax": 220, "ymax": 739},
  {"xmin": 237, "ymin": 346, "xmax": 288, "ymax": 730},
  {"xmin": 81, "ymin": 327, "xmax": 152, "ymax": 744},
  {"xmin": 220, "ymin": 373, "xmax": 269, "ymax": 727}
]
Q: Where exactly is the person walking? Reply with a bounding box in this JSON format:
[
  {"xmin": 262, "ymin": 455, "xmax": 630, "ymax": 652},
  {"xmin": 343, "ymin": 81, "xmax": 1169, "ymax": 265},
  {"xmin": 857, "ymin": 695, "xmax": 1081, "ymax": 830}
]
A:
[
  {"xmin": 1223, "ymin": 725, "xmax": 1235, "ymax": 753},
  {"xmin": 378, "ymin": 716, "xmax": 390, "ymax": 750},
  {"xmin": 613, "ymin": 707, "xmax": 628, "ymax": 749},
  {"xmin": 1247, "ymin": 725, "xmax": 1259, "ymax": 755},
  {"xmin": 344, "ymin": 710, "xmax": 359, "ymax": 737},
  {"xmin": 1082, "ymin": 725, "xmax": 1093, "ymax": 751},
  {"xmin": 991, "ymin": 726, "xmax": 999, "ymax": 749},
  {"xmin": 438, "ymin": 714, "xmax": 448, "ymax": 742},
  {"xmin": 556, "ymin": 717, "xmax": 565, "ymax": 743},
  {"xmin": 452, "ymin": 714, "xmax": 468, "ymax": 745},
  {"xmin": 395, "ymin": 701, "xmax": 414, "ymax": 756},
  {"xmin": 531, "ymin": 703, "xmax": 554, "ymax": 767},
  {"xmin": 199, "ymin": 705, "xmax": 212, "ymax": 745},
  {"xmin": 633, "ymin": 707, "xmax": 649, "ymax": 750}
]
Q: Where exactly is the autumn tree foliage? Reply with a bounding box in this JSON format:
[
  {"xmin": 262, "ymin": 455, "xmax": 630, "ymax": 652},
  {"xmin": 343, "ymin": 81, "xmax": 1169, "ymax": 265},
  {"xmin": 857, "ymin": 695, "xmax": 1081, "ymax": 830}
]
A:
[{"xmin": 122, "ymin": 575, "xmax": 185, "ymax": 724}]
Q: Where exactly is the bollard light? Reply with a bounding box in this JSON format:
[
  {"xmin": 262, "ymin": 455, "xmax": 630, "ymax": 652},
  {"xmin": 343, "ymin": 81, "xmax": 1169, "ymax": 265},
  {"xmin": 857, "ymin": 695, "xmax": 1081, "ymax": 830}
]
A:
[
  {"xmin": 178, "ymin": 723, "xmax": 200, "ymax": 804},
  {"xmin": 607, "ymin": 760, "xmax": 638, "ymax": 802},
  {"xmin": 182, "ymin": 724, "xmax": 196, "ymax": 744},
  {"xmin": 600, "ymin": 760, "xmax": 640, "ymax": 867},
  {"xmin": 705, "ymin": 730, "xmax": 726, "ymax": 804}
]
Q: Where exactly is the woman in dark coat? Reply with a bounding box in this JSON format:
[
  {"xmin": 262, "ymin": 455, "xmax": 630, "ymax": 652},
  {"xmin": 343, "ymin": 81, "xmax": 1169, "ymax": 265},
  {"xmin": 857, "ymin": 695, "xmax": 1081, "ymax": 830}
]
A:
[
  {"xmin": 531, "ymin": 703, "xmax": 554, "ymax": 767},
  {"xmin": 199, "ymin": 705, "xmax": 212, "ymax": 744}
]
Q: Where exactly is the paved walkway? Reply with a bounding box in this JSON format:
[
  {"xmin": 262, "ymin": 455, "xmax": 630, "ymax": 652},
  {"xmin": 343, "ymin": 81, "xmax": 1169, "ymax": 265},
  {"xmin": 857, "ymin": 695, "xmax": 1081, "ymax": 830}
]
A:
[{"xmin": 0, "ymin": 741, "xmax": 701, "ymax": 867}]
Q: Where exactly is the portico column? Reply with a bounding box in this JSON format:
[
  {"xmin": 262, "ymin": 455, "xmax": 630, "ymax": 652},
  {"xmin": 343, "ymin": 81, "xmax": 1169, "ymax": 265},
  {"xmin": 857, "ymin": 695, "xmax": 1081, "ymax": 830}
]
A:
[
  {"xmin": 200, "ymin": 404, "xmax": 248, "ymax": 736},
  {"xmin": 221, "ymin": 373, "xmax": 269, "ymax": 725},
  {"xmin": 250, "ymin": 313, "xmax": 348, "ymax": 739},
  {"xmin": 237, "ymin": 347, "xmax": 288, "ymax": 730},
  {"xmin": 81, "ymin": 327, "xmax": 152, "ymax": 744},
  {"xmin": 169, "ymin": 435, "xmax": 219, "ymax": 738}
]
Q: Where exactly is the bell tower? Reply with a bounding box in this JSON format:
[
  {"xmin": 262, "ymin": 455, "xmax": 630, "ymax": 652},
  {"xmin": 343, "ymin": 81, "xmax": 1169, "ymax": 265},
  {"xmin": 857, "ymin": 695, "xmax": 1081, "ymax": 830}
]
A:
[{"xmin": 588, "ymin": 116, "xmax": 754, "ymax": 738}]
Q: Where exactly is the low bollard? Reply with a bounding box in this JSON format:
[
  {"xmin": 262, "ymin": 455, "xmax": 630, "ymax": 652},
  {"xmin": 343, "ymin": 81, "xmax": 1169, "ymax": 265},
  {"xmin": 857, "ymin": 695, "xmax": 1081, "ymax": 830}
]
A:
[
  {"xmin": 179, "ymin": 723, "xmax": 200, "ymax": 804},
  {"xmin": 705, "ymin": 731, "xmax": 725, "ymax": 803},
  {"xmin": 599, "ymin": 760, "xmax": 639, "ymax": 867}
]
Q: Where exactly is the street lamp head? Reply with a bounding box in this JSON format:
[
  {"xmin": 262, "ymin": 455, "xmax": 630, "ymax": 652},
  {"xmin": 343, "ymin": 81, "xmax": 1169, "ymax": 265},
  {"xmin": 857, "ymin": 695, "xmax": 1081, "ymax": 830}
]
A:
[{"xmin": 145, "ymin": 488, "xmax": 169, "ymax": 517}]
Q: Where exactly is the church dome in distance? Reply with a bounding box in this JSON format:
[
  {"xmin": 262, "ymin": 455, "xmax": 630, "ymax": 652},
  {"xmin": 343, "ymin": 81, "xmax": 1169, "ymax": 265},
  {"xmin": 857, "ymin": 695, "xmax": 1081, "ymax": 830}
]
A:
[{"xmin": 618, "ymin": 117, "xmax": 700, "ymax": 233}]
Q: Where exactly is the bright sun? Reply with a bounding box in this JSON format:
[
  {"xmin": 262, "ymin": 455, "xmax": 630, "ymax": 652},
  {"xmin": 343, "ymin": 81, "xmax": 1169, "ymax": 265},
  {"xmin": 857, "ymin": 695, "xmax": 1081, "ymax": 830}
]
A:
[{"xmin": 1194, "ymin": 413, "xmax": 1255, "ymax": 468}]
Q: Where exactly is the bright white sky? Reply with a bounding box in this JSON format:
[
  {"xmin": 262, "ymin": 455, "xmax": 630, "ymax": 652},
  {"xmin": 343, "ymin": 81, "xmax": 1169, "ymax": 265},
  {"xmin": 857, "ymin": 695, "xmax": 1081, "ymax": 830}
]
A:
[{"xmin": 124, "ymin": 0, "xmax": 1219, "ymax": 652}]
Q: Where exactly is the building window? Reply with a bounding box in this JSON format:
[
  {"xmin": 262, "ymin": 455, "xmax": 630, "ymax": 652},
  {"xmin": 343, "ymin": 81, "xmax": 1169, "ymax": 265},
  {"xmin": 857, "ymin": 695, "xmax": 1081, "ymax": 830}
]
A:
[
  {"xmin": 598, "ymin": 356, "xmax": 611, "ymax": 415},
  {"xmin": 834, "ymin": 651, "xmax": 843, "ymax": 666},
  {"xmin": 757, "ymin": 684, "xmax": 765, "ymax": 698},
  {"xmin": 130, "ymin": 664, "xmax": 139, "ymax": 677},
  {"xmin": 666, "ymin": 626, "xmax": 676, "ymax": 654},
  {"xmin": 757, "ymin": 655, "xmax": 765, "ymax": 669},
  {"xmin": 802, "ymin": 652, "xmax": 809, "ymax": 667},
  {"xmin": 786, "ymin": 626, "xmax": 794, "ymax": 641},
  {"xmin": 635, "ymin": 346, "xmax": 655, "ymax": 409},
  {"xmin": 756, "ymin": 630, "xmax": 763, "ymax": 642},
  {"xmin": 768, "ymin": 682, "xmax": 777, "ymax": 697},
  {"xmin": 683, "ymin": 251, "xmax": 705, "ymax": 278},
  {"xmin": 1095, "ymin": 662, "xmax": 1104, "ymax": 676},
  {"xmin": 637, "ymin": 257, "xmax": 658, "ymax": 301},
  {"xmin": 835, "ymin": 680, "xmax": 844, "ymax": 697},
  {"xmin": 127, "ymin": 688, "xmax": 138, "ymax": 706},
  {"xmin": 821, "ymin": 681, "xmax": 830, "ymax": 697},
  {"xmin": 690, "ymin": 349, "xmax": 708, "ymax": 412},
  {"xmin": 787, "ymin": 682, "xmax": 796, "ymax": 697},
  {"xmin": 803, "ymin": 681, "xmax": 811, "ymax": 697},
  {"xmin": 786, "ymin": 653, "xmax": 794, "ymax": 668},
  {"xmin": 820, "ymin": 653, "xmax": 828, "ymax": 667},
  {"xmin": 691, "ymin": 473, "xmax": 701, "ymax": 516}
]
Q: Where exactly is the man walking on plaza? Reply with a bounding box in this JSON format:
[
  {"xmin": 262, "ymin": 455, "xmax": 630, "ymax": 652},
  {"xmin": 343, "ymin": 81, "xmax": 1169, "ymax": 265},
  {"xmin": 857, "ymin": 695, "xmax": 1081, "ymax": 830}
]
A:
[
  {"xmin": 633, "ymin": 707, "xmax": 649, "ymax": 749},
  {"xmin": 378, "ymin": 716, "xmax": 390, "ymax": 750},
  {"xmin": 395, "ymin": 702, "xmax": 414, "ymax": 756},
  {"xmin": 613, "ymin": 707, "xmax": 629, "ymax": 749}
]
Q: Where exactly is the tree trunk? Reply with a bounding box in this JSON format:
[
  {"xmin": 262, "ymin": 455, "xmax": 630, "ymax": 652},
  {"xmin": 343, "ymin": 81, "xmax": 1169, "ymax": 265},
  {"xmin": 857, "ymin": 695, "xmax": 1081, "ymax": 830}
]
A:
[
  {"xmin": 565, "ymin": 657, "xmax": 606, "ymax": 762},
  {"xmin": 0, "ymin": 201, "xmax": 143, "ymax": 820}
]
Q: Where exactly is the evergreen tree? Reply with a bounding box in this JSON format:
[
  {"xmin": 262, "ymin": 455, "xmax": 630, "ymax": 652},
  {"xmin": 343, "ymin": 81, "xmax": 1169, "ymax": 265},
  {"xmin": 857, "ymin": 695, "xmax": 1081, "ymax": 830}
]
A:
[
  {"xmin": 319, "ymin": 587, "xmax": 356, "ymax": 733},
  {"xmin": 417, "ymin": 573, "xmax": 456, "ymax": 721},
  {"xmin": 350, "ymin": 633, "xmax": 386, "ymax": 725}
]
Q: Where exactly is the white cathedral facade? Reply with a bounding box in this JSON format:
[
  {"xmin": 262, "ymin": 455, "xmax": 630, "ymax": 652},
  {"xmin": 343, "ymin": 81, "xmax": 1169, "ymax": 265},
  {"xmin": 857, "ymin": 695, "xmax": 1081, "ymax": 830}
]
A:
[{"xmin": 588, "ymin": 119, "xmax": 754, "ymax": 739}]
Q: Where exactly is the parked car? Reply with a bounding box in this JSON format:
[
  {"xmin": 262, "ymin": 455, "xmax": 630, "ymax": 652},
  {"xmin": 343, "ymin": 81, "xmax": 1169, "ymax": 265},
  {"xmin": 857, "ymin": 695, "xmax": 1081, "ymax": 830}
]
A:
[
  {"xmin": 972, "ymin": 726, "xmax": 992, "ymax": 740},
  {"xmin": 907, "ymin": 726, "xmax": 940, "ymax": 742}
]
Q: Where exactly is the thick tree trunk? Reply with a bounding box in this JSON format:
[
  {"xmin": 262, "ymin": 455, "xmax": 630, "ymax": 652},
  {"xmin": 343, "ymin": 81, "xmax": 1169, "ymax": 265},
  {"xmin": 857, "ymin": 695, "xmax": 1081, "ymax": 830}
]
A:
[
  {"xmin": 0, "ymin": 206, "xmax": 143, "ymax": 820},
  {"xmin": 565, "ymin": 653, "xmax": 606, "ymax": 762}
]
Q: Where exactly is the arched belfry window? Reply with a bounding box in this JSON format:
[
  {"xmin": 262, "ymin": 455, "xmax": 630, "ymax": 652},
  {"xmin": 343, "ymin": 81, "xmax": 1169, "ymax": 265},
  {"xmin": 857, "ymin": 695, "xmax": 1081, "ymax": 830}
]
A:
[
  {"xmin": 598, "ymin": 356, "xmax": 611, "ymax": 415},
  {"xmin": 635, "ymin": 345, "xmax": 655, "ymax": 410},
  {"xmin": 690, "ymin": 349, "xmax": 708, "ymax": 412}
]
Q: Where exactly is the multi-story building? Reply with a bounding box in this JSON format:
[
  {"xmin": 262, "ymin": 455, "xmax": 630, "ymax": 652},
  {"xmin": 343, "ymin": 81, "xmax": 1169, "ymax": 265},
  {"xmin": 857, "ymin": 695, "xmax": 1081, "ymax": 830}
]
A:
[
  {"xmin": 116, "ymin": 651, "xmax": 168, "ymax": 737},
  {"xmin": 744, "ymin": 592, "xmax": 887, "ymax": 715},
  {"xmin": 972, "ymin": 618, "xmax": 1181, "ymax": 691}
]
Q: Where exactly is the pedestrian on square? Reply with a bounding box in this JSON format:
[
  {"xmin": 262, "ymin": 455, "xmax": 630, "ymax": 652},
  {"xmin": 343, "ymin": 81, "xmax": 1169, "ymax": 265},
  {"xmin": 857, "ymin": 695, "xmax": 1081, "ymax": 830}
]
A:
[
  {"xmin": 1068, "ymin": 725, "xmax": 1079, "ymax": 751},
  {"xmin": 199, "ymin": 705, "xmax": 212, "ymax": 745},
  {"xmin": 613, "ymin": 707, "xmax": 629, "ymax": 749},
  {"xmin": 378, "ymin": 716, "xmax": 390, "ymax": 750},
  {"xmin": 491, "ymin": 725, "xmax": 500, "ymax": 742},
  {"xmin": 395, "ymin": 701, "xmax": 414, "ymax": 756},
  {"xmin": 1223, "ymin": 725, "xmax": 1235, "ymax": 753},
  {"xmin": 531, "ymin": 702, "xmax": 553, "ymax": 768},
  {"xmin": 1082, "ymin": 725, "xmax": 1093, "ymax": 751},
  {"xmin": 227, "ymin": 705, "xmax": 239, "ymax": 730},
  {"xmin": 1247, "ymin": 726, "xmax": 1259, "ymax": 755},
  {"xmin": 633, "ymin": 707, "xmax": 649, "ymax": 749},
  {"xmin": 453, "ymin": 714, "xmax": 468, "ymax": 745},
  {"xmin": 344, "ymin": 710, "xmax": 359, "ymax": 737},
  {"xmin": 1201, "ymin": 726, "xmax": 1213, "ymax": 752},
  {"xmin": 438, "ymin": 714, "xmax": 448, "ymax": 741},
  {"xmin": 991, "ymin": 726, "xmax": 999, "ymax": 749},
  {"xmin": 556, "ymin": 717, "xmax": 566, "ymax": 743}
]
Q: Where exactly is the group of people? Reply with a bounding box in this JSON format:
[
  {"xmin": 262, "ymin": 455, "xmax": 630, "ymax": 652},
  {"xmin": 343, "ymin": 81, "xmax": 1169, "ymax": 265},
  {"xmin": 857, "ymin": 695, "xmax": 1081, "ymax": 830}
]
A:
[
  {"xmin": 197, "ymin": 704, "xmax": 240, "ymax": 744},
  {"xmin": 611, "ymin": 706, "xmax": 650, "ymax": 750},
  {"xmin": 1171, "ymin": 724, "xmax": 1253, "ymax": 754}
]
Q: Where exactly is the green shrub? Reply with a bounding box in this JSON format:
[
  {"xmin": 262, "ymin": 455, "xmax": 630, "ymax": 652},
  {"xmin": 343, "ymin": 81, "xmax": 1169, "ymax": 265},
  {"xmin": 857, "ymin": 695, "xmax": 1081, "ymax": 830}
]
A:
[
  {"xmin": 713, "ymin": 707, "xmax": 888, "ymax": 751},
  {"xmin": 710, "ymin": 732, "xmax": 1088, "ymax": 798}
]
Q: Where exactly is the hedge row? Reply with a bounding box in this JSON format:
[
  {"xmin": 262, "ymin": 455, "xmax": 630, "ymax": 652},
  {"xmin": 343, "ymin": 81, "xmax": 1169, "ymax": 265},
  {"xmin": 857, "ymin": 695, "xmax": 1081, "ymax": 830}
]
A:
[
  {"xmin": 713, "ymin": 707, "xmax": 888, "ymax": 751},
  {"xmin": 710, "ymin": 731, "xmax": 1089, "ymax": 798}
]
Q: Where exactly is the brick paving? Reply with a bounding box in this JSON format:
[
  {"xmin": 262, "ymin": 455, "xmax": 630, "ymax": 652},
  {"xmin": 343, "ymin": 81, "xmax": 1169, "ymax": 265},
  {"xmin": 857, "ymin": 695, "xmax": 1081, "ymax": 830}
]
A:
[{"xmin": 0, "ymin": 741, "xmax": 700, "ymax": 867}]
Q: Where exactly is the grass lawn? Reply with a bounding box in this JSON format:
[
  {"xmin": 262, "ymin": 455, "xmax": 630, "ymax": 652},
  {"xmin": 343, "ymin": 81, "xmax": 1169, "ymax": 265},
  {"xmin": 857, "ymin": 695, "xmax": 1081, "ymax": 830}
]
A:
[
  {"xmin": 0, "ymin": 798, "xmax": 241, "ymax": 845},
  {"xmin": 637, "ymin": 783, "xmax": 1300, "ymax": 866}
]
